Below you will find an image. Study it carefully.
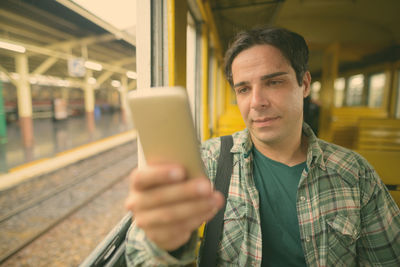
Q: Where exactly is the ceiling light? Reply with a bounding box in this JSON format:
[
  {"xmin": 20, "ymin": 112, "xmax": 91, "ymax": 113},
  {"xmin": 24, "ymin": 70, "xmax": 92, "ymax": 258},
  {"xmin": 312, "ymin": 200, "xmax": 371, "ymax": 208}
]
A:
[
  {"xmin": 126, "ymin": 71, "xmax": 137, "ymax": 79},
  {"xmin": 11, "ymin": 73, "xmax": 20, "ymax": 80},
  {"xmin": 29, "ymin": 77, "xmax": 38, "ymax": 84},
  {"xmin": 84, "ymin": 61, "xmax": 103, "ymax": 71},
  {"xmin": 88, "ymin": 77, "xmax": 97, "ymax": 84},
  {"xmin": 111, "ymin": 80, "xmax": 121, "ymax": 87},
  {"xmin": 57, "ymin": 79, "xmax": 71, "ymax": 87},
  {"xmin": 0, "ymin": 41, "xmax": 26, "ymax": 53}
]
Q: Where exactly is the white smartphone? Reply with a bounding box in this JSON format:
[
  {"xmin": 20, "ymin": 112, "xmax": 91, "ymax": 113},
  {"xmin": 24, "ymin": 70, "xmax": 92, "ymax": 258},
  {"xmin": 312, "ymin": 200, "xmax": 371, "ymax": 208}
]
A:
[{"xmin": 128, "ymin": 86, "xmax": 205, "ymax": 179}]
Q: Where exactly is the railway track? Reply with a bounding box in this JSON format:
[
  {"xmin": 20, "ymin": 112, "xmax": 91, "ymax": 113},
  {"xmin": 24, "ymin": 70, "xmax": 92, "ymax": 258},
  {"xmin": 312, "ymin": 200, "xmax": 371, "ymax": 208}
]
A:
[{"xmin": 0, "ymin": 141, "xmax": 137, "ymax": 264}]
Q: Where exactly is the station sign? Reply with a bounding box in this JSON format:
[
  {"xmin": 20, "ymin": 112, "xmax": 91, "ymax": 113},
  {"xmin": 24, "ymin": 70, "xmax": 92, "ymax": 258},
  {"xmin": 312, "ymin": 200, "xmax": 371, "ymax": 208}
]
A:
[{"xmin": 68, "ymin": 58, "xmax": 86, "ymax": 77}]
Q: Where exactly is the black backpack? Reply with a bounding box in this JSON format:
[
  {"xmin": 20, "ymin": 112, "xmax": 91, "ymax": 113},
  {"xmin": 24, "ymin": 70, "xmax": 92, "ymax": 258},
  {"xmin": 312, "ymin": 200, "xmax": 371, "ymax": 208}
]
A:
[{"xmin": 199, "ymin": 135, "xmax": 233, "ymax": 267}]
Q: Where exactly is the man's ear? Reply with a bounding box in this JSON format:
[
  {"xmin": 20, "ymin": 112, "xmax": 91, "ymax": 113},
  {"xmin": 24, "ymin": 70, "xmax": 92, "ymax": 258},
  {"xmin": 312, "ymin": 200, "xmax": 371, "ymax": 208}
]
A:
[{"xmin": 302, "ymin": 71, "xmax": 311, "ymax": 98}]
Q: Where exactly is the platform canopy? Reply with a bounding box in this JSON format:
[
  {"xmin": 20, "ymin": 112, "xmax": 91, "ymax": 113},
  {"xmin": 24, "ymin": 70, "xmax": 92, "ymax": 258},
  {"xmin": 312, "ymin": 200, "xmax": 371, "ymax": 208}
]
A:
[{"xmin": 0, "ymin": 0, "xmax": 136, "ymax": 89}]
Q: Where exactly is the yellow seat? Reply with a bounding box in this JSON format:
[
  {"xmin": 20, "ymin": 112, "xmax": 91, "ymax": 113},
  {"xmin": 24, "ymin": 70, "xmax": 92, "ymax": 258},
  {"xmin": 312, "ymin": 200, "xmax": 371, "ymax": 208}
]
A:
[{"xmin": 357, "ymin": 150, "xmax": 400, "ymax": 208}]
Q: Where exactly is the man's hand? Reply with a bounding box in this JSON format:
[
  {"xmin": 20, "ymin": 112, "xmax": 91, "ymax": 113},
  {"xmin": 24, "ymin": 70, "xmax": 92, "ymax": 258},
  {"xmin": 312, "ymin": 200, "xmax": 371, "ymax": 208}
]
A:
[{"xmin": 125, "ymin": 165, "xmax": 225, "ymax": 251}]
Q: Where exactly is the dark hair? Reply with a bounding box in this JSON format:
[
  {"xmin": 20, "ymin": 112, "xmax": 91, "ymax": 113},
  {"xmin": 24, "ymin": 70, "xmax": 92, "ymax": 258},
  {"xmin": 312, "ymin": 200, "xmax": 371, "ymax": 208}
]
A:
[{"xmin": 224, "ymin": 26, "xmax": 309, "ymax": 87}]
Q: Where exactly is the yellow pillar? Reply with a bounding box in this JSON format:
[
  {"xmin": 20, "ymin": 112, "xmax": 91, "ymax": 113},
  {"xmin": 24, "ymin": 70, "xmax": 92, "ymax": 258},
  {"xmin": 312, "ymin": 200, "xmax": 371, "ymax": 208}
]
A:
[
  {"xmin": 225, "ymin": 80, "xmax": 231, "ymax": 110},
  {"xmin": 15, "ymin": 54, "xmax": 33, "ymax": 147},
  {"xmin": 167, "ymin": 0, "xmax": 187, "ymax": 87},
  {"xmin": 389, "ymin": 66, "xmax": 399, "ymax": 118},
  {"xmin": 84, "ymin": 69, "xmax": 95, "ymax": 133},
  {"xmin": 212, "ymin": 57, "xmax": 218, "ymax": 136},
  {"xmin": 201, "ymin": 25, "xmax": 210, "ymax": 141},
  {"xmin": 318, "ymin": 43, "xmax": 339, "ymax": 141},
  {"xmin": 218, "ymin": 67, "xmax": 225, "ymax": 117}
]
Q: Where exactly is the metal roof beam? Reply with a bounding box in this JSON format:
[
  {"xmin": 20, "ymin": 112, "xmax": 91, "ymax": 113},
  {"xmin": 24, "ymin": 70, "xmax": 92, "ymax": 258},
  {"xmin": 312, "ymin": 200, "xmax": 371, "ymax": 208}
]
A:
[
  {"xmin": 46, "ymin": 34, "xmax": 117, "ymax": 50},
  {"xmin": 2, "ymin": 0, "xmax": 81, "ymax": 32},
  {"xmin": 0, "ymin": 24, "xmax": 59, "ymax": 44},
  {"xmin": 0, "ymin": 64, "xmax": 17, "ymax": 86},
  {"xmin": 32, "ymin": 56, "xmax": 59, "ymax": 75},
  {"xmin": 110, "ymin": 57, "xmax": 136, "ymax": 67},
  {"xmin": 55, "ymin": 0, "xmax": 136, "ymax": 46},
  {"xmin": 0, "ymin": 10, "xmax": 75, "ymax": 41},
  {"xmin": 95, "ymin": 70, "xmax": 114, "ymax": 87},
  {"xmin": 83, "ymin": 44, "xmax": 132, "ymax": 63},
  {"xmin": 0, "ymin": 38, "xmax": 132, "ymax": 75},
  {"xmin": 128, "ymin": 79, "xmax": 136, "ymax": 90},
  {"xmin": 92, "ymin": 58, "xmax": 136, "ymax": 88}
]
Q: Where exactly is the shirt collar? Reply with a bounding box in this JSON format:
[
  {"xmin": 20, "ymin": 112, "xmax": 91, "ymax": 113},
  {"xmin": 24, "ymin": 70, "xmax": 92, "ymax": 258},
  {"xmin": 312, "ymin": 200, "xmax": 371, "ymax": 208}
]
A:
[
  {"xmin": 302, "ymin": 123, "xmax": 326, "ymax": 170},
  {"xmin": 229, "ymin": 123, "xmax": 326, "ymax": 169},
  {"xmin": 231, "ymin": 128, "xmax": 253, "ymax": 157}
]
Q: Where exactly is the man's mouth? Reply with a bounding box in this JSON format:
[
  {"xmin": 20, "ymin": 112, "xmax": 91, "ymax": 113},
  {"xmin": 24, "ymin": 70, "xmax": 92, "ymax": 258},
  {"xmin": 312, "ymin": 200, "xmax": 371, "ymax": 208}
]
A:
[{"xmin": 252, "ymin": 116, "xmax": 279, "ymax": 127}]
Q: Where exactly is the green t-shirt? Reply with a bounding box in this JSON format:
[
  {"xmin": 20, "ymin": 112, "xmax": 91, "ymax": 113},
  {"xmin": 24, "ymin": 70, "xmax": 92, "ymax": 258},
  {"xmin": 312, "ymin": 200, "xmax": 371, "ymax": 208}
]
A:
[{"xmin": 252, "ymin": 147, "xmax": 307, "ymax": 267}]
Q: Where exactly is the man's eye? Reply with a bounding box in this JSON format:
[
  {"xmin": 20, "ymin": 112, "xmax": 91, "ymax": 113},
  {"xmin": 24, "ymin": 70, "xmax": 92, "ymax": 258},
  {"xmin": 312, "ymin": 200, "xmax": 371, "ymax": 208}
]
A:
[
  {"xmin": 237, "ymin": 87, "xmax": 249, "ymax": 94},
  {"xmin": 267, "ymin": 80, "xmax": 283, "ymax": 86}
]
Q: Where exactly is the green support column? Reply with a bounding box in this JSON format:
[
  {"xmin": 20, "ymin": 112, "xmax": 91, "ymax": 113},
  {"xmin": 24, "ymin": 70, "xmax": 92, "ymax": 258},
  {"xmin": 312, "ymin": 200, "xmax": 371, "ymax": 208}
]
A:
[{"xmin": 0, "ymin": 81, "xmax": 7, "ymax": 144}]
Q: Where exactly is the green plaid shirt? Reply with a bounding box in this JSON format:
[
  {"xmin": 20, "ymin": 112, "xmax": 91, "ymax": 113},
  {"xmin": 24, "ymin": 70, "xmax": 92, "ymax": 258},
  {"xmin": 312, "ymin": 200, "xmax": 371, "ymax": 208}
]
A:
[{"xmin": 126, "ymin": 124, "xmax": 400, "ymax": 266}]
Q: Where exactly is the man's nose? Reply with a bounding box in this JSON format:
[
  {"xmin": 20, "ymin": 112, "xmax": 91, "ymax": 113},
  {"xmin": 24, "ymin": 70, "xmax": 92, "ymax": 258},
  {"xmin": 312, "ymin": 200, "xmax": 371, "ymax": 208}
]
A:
[{"xmin": 250, "ymin": 86, "xmax": 269, "ymax": 109}]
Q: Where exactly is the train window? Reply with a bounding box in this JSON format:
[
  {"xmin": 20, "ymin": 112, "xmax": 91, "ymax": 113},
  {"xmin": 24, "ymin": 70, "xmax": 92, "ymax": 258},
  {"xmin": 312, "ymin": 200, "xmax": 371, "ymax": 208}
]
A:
[
  {"xmin": 396, "ymin": 69, "xmax": 400, "ymax": 118},
  {"xmin": 367, "ymin": 72, "xmax": 386, "ymax": 108},
  {"xmin": 346, "ymin": 74, "xmax": 364, "ymax": 106},
  {"xmin": 311, "ymin": 81, "xmax": 321, "ymax": 102},
  {"xmin": 186, "ymin": 12, "xmax": 197, "ymax": 121},
  {"xmin": 334, "ymin": 77, "xmax": 345, "ymax": 107},
  {"xmin": 208, "ymin": 49, "xmax": 216, "ymax": 132}
]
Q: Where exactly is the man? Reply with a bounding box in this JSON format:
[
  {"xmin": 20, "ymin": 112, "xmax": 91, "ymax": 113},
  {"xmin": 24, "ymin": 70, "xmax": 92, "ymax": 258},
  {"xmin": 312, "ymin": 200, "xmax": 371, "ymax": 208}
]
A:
[{"xmin": 125, "ymin": 27, "xmax": 400, "ymax": 266}]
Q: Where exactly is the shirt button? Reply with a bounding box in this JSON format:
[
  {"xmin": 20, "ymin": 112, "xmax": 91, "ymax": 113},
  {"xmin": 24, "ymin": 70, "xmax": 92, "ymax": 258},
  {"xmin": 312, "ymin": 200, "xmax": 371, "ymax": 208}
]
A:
[
  {"xmin": 306, "ymin": 236, "xmax": 311, "ymax": 242},
  {"xmin": 300, "ymin": 196, "xmax": 306, "ymax": 201}
]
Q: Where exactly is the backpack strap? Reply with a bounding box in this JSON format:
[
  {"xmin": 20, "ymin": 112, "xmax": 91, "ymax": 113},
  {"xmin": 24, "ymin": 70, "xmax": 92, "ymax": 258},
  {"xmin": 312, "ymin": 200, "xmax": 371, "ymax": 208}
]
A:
[{"xmin": 199, "ymin": 135, "xmax": 233, "ymax": 267}]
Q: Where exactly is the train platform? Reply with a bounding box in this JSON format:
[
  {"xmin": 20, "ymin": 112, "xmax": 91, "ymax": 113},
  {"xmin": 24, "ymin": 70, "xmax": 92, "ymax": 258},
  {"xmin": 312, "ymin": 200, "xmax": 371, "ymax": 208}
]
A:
[{"xmin": 0, "ymin": 111, "xmax": 137, "ymax": 190}]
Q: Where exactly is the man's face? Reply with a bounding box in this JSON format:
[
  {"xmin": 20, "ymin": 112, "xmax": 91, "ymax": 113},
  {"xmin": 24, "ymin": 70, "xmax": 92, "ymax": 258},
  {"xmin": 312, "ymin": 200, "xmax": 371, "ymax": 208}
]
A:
[{"xmin": 231, "ymin": 44, "xmax": 310, "ymax": 147}]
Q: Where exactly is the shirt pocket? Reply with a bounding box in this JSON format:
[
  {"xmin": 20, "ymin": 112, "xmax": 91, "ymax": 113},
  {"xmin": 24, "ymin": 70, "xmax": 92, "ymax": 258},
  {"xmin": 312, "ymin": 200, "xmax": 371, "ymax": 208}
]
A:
[
  {"xmin": 326, "ymin": 212, "xmax": 360, "ymax": 264},
  {"xmin": 217, "ymin": 199, "xmax": 247, "ymax": 265}
]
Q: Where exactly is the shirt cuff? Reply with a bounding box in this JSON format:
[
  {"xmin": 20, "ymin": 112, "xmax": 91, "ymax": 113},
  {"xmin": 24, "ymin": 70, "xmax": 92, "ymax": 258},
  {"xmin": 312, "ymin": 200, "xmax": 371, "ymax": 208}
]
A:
[{"xmin": 143, "ymin": 230, "xmax": 198, "ymax": 265}]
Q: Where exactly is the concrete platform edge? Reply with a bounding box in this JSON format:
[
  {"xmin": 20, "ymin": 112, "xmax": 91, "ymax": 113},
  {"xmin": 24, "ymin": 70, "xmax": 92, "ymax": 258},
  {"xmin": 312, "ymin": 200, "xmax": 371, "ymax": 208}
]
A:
[{"xmin": 0, "ymin": 130, "xmax": 137, "ymax": 191}]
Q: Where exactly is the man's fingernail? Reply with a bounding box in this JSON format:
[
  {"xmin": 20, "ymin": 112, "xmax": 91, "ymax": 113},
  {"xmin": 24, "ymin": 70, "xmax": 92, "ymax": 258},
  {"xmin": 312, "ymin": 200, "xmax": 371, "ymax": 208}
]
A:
[
  {"xmin": 197, "ymin": 181, "xmax": 210, "ymax": 195},
  {"xmin": 169, "ymin": 168, "xmax": 184, "ymax": 181}
]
